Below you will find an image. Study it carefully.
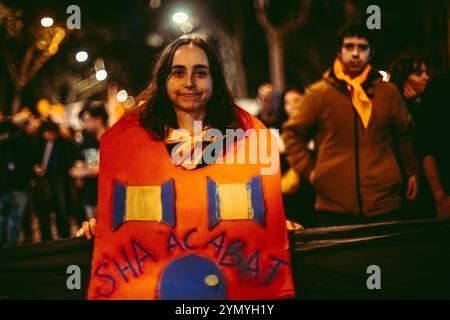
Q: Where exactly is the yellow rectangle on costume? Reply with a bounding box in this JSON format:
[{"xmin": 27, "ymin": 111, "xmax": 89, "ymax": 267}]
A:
[
  {"xmin": 218, "ymin": 183, "xmax": 251, "ymax": 220},
  {"xmin": 125, "ymin": 186, "xmax": 162, "ymax": 222}
]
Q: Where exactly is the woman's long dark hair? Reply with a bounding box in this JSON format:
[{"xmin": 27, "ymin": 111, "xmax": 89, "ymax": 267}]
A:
[
  {"xmin": 389, "ymin": 55, "xmax": 427, "ymax": 95},
  {"xmin": 137, "ymin": 35, "xmax": 245, "ymax": 140}
]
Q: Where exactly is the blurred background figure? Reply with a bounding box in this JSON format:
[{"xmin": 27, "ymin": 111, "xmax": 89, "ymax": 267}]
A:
[
  {"xmin": 14, "ymin": 113, "xmax": 41, "ymax": 244},
  {"xmin": 70, "ymin": 102, "xmax": 109, "ymax": 220},
  {"xmin": 280, "ymin": 86, "xmax": 317, "ymax": 228},
  {"xmin": 389, "ymin": 56, "xmax": 430, "ymax": 122},
  {"xmin": 32, "ymin": 120, "xmax": 74, "ymax": 241},
  {"xmin": 390, "ymin": 56, "xmax": 435, "ymax": 219},
  {"xmin": 283, "ymin": 24, "xmax": 419, "ymax": 227},
  {"xmin": 283, "ymin": 87, "xmax": 304, "ymax": 119},
  {"xmin": 0, "ymin": 119, "xmax": 35, "ymax": 247},
  {"xmin": 416, "ymin": 70, "xmax": 450, "ymax": 218},
  {"xmin": 256, "ymin": 83, "xmax": 284, "ymax": 129}
]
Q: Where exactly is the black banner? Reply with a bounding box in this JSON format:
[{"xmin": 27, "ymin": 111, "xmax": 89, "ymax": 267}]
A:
[{"xmin": 1, "ymin": 219, "xmax": 450, "ymax": 300}]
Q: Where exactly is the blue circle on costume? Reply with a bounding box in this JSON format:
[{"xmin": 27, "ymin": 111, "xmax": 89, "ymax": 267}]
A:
[{"xmin": 159, "ymin": 254, "xmax": 227, "ymax": 300}]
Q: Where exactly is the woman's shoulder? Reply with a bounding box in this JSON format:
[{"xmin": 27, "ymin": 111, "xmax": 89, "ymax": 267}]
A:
[
  {"xmin": 101, "ymin": 109, "xmax": 146, "ymax": 144},
  {"xmin": 235, "ymin": 105, "xmax": 266, "ymax": 130}
]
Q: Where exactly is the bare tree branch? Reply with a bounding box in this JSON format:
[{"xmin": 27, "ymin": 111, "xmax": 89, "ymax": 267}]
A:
[
  {"xmin": 343, "ymin": 0, "xmax": 360, "ymax": 24},
  {"xmin": 1, "ymin": 50, "xmax": 18, "ymax": 88},
  {"xmin": 254, "ymin": 0, "xmax": 275, "ymax": 34},
  {"xmin": 17, "ymin": 46, "xmax": 34, "ymax": 89},
  {"xmin": 254, "ymin": 0, "xmax": 313, "ymax": 90},
  {"xmin": 446, "ymin": 0, "xmax": 450, "ymax": 67},
  {"xmin": 255, "ymin": 0, "xmax": 312, "ymax": 37},
  {"xmin": 279, "ymin": 0, "xmax": 312, "ymax": 36}
]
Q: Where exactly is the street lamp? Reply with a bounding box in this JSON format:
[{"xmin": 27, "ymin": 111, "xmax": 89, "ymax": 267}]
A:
[
  {"xmin": 149, "ymin": 0, "xmax": 161, "ymax": 9},
  {"xmin": 180, "ymin": 22, "xmax": 194, "ymax": 33},
  {"xmin": 40, "ymin": 17, "xmax": 54, "ymax": 28},
  {"xmin": 146, "ymin": 33, "xmax": 164, "ymax": 47},
  {"xmin": 116, "ymin": 90, "xmax": 128, "ymax": 103},
  {"xmin": 124, "ymin": 96, "xmax": 135, "ymax": 109},
  {"xmin": 172, "ymin": 11, "xmax": 188, "ymax": 24},
  {"xmin": 75, "ymin": 51, "xmax": 88, "ymax": 62},
  {"xmin": 96, "ymin": 70, "xmax": 108, "ymax": 81}
]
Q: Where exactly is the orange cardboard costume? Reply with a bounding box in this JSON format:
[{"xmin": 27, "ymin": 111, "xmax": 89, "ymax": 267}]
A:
[{"xmin": 87, "ymin": 108, "xmax": 294, "ymax": 300}]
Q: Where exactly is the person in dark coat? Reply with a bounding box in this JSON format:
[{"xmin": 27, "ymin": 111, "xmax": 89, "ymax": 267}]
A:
[
  {"xmin": 33, "ymin": 121, "xmax": 74, "ymax": 240},
  {"xmin": 415, "ymin": 70, "xmax": 450, "ymax": 218},
  {"xmin": 389, "ymin": 56, "xmax": 435, "ymax": 219},
  {"xmin": 0, "ymin": 120, "xmax": 35, "ymax": 246}
]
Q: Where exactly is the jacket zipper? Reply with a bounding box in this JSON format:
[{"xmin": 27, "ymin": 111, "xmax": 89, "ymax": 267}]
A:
[{"xmin": 352, "ymin": 103, "xmax": 364, "ymax": 217}]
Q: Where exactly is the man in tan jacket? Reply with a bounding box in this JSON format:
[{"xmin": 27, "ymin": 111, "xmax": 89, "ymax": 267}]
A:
[{"xmin": 283, "ymin": 24, "xmax": 419, "ymax": 226}]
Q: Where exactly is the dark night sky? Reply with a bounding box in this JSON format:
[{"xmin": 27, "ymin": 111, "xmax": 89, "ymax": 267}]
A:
[{"xmin": 0, "ymin": 0, "xmax": 448, "ymax": 112}]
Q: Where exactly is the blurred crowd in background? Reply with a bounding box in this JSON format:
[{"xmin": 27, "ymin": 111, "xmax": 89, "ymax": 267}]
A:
[
  {"xmin": 0, "ymin": 52, "xmax": 447, "ymax": 247},
  {"xmin": 0, "ymin": 98, "xmax": 112, "ymax": 246}
]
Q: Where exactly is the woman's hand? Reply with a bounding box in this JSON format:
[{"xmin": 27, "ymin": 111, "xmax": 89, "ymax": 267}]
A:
[
  {"xmin": 86, "ymin": 163, "xmax": 100, "ymax": 177},
  {"xmin": 286, "ymin": 220, "xmax": 303, "ymax": 231},
  {"xmin": 435, "ymin": 192, "xmax": 450, "ymax": 218},
  {"xmin": 403, "ymin": 83, "xmax": 419, "ymax": 99},
  {"xmin": 406, "ymin": 175, "xmax": 419, "ymax": 201},
  {"xmin": 76, "ymin": 218, "xmax": 96, "ymax": 239},
  {"xmin": 70, "ymin": 160, "xmax": 91, "ymax": 178},
  {"xmin": 33, "ymin": 164, "xmax": 44, "ymax": 177}
]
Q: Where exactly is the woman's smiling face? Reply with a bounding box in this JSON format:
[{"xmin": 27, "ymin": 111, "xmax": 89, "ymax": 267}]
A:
[{"xmin": 166, "ymin": 43, "xmax": 213, "ymax": 115}]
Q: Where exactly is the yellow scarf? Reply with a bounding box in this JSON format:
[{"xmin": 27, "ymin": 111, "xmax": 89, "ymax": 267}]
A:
[
  {"xmin": 165, "ymin": 126, "xmax": 216, "ymax": 170},
  {"xmin": 333, "ymin": 58, "xmax": 372, "ymax": 129}
]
